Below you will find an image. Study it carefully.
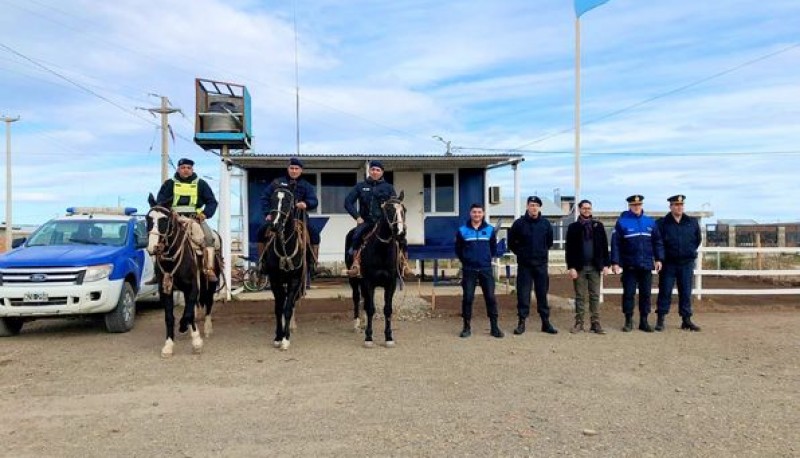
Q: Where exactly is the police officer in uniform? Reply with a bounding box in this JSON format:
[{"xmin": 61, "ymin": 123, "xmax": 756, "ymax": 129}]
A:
[
  {"xmin": 508, "ymin": 196, "xmax": 557, "ymax": 335},
  {"xmin": 155, "ymin": 158, "xmax": 219, "ymax": 281},
  {"xmin": 344, "ymin": 160, "xmax": 411, "ymax": 278},
  {"xmin": 259, "ymin": 157, "xmax": 320, "ymax": 266},
  {"xmin": 610, "ymin": 194, "xmax": 664, "ymax": 332},
  {"xmin": 655, "ymin": 194, "xmax": 702, "ymax": 331}
]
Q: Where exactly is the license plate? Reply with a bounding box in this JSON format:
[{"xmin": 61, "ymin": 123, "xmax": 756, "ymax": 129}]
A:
[{"xmin": 24, "ymin": 292, "xmax": 48, "ymax": 302}]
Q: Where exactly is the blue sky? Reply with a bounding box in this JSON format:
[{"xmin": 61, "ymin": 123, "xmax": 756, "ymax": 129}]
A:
[{"xmin": 1, "ymin": 0, "xmax": 798, "ymax": 225}]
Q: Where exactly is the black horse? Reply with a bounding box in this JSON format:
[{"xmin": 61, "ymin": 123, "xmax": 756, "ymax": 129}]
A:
[
  {"xmin": 260, "ymin": 186, "xmax": 311, "ymax": 350},
  {"xmin": 345, "ymin": 193, "xmax": 406, "ymax": 347},
  {"xmin": 146, "ymin": 194, "xmax": 221, "ymax": 357}
]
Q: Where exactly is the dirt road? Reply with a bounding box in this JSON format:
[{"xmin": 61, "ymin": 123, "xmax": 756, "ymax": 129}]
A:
[{"xmin": 1, "ymin": 301, "xmax": 798, "ymax": 457}]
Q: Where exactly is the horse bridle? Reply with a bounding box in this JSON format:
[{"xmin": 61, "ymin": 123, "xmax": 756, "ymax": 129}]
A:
[{"xmin": 376, "ymin": 199, "xmax": 405, "ymax": 243}]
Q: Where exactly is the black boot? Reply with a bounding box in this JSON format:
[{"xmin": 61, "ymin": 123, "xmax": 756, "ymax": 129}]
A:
[
  {"xmin": 639, "ymin": 314, "xmax": 654, "ymax": 333},
  {"xmin": 541, "ymin": 316, "xmax": 558, "ymax": 334},
  {"xmin": 513, "ymin": 318, "xmax": 526, "ymax": 335},
  {"xmin": 681, "ymin": 316, "xmax": 701, "ymax": 332},
  {"xmin": 622, "ymin": 314, "xmax": 634, "ymax": 332},
  {"xmin": 459, "ymin": 319, "xmax": 471, "ymax": 338},
  {"xmin": 489, "ymin": 317, "xmax": 504, "ymax": 338},
  {"xmin": 590, "ymin": 320, "xmax": 606, "ymax": 335},
  {"xmin": 655, "ymin": 313, "xmax": 666, "ymax": 332}
]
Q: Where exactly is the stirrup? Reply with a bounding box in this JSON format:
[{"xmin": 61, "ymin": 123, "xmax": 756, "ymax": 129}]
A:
[{"xmin": 347, "ymin": 264, "xmax": 361, "ymax": 278}]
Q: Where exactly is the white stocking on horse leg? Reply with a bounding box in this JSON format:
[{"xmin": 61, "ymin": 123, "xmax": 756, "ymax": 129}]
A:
[
  {"xmin": 191, "ymin": 328, "xmax": 204, "ymax": 353},
  {"xmin": 161, "ymin": 338, "xmax": 174, "ymax": 358},
  {"xmin": 279, "ymin": 338, "xmax": 290, "ymax": 351},
  {"xmin": 204, "ymin": 315, "xmax": 213, "ymax": 338}
]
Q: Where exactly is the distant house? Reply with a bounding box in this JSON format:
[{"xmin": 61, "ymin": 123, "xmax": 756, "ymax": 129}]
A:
[{"xmin": 225, "ymin": 153, "xmax": 524, "ymax": 262}]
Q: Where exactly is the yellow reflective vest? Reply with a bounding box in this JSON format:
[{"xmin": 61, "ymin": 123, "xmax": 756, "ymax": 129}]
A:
[{"xmin": 172, "ymin": 179, "xmax": 200, "ymax": 214}]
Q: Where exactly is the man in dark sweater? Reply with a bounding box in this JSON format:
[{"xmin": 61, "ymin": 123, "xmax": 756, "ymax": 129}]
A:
[
  {"xmin": 455, "ymin": 204, "xmax": 504, "ymax": 338},
  {"xmin": 508, "ymin": 196, "xmax": 557, "ymax": 335},
  {"xmin": 565, "ymin": 199, "xmax": 610, "ymax": 334}
]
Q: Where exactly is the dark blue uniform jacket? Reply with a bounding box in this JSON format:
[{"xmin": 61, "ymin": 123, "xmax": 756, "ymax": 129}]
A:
[
  {"xmin": 508, "ymin": 213, "xmax": 554, "ymax": 266},
  {"xmin": 455, "ymin": 220, "xmax": 497, "ymax": 270},
  {"xmin": 611, "ymin": 210, "xmax": 665, "ymax": 269},
  {"xmin": 656, "ymin": 213, "xmax": 701, "ymax": 264},
  {"xmin": 260, "ymin": 176, "xmax": 318, "ymax": 216},
  {"xmin": 344, "ymin": 178, "xmax": 396, "ymax": 222}
]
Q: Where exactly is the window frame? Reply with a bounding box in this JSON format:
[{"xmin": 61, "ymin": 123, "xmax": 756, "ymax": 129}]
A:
[
  {"xmin": 423, "ymin": 170, "xmax": 459, "ymax": 216},
  {"xmin": 308, "ymin": 170, "xmax": 360, "ymax": 216}
]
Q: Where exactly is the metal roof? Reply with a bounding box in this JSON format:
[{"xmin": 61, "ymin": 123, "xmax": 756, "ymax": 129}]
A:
[{"xmin": 225, "ymin": 152, "xmax": 524, "ymax": 170}]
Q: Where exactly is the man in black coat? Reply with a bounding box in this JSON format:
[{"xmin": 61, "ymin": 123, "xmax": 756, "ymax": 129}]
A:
[
  {"xmin": 508, "ymin": 196, "xmax": 557, "ymax": 335},
  {"xmin": 655, "ymin": 194, "xmax": 702, "ymax": 331},
  {"xmin": 565, "ymin": 199, "xmax": 610, "ymax": 334},
  {"xmin": 343, "ymin": 160, "xmax": 411, "ymax": 278},
  {"xmin": 259, "ymin": 157, "xmax": 319, "ymax": 265}
]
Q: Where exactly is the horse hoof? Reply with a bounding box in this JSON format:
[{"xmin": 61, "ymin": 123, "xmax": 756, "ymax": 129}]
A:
[
  {"xmin": 353, "ymin": 319, "xmax": 361, "ymax": 332},
  {"xmin": 385, "ymin": 340, "xmax": 395, "ymax": 348},
  {"xmin": 280, "ymin": 338, "xmax": 290, "ymax": 351},
  {"xmin": 363, "ymin": 340, "xmax": 374, "ymax": 348},
  {"xmin": 273, "ymin": 340, "xmax": 282, "ymax": 348}
]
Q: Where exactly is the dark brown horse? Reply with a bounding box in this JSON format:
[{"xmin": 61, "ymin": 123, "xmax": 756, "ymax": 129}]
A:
[
  {"xmin": 346, "ymin": 194, "xmax": 406, "ymax": 347},
  {"xmin": 146, "ymin": 194, "xmax": 221, "ymax": 357}
]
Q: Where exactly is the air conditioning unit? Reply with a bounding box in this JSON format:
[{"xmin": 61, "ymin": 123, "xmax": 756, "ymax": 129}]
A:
[{"xmin": 488, "ymin": 186, "xmax": 501, "ymax": 204}]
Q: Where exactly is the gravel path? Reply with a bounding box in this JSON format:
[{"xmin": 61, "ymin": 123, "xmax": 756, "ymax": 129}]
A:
[{"xmin": 0, "ymin": 305, "xmax": 797, "ymax": 457}]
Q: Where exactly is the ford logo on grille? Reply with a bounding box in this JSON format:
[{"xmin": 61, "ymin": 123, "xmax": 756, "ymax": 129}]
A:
[{"xmin": 30, "ymin": 273, "xmax": 48, "ymax": 282}]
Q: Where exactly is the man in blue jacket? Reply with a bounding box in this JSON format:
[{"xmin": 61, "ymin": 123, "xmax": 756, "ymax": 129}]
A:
[
  {"xmin": 508, "ymin": 196, "xmax": 557, "ymax": 335},
  {"xmin": 655, "ymin": 194, "xmax": 702, "ymax": 332},
  {"xmin": 259, "ymin": 157, "xmax": 319, "ymax": 264},
  {"xmin": 455, "ymin": 203, "xmax": 504, "ymax": 339},
  {"xmin": 344, "ymin": 160, "xmax": 411, "ymax": 277},
  {"xmin": 611, "ymin": 195, "xmax": 665, "ymax": 332}
]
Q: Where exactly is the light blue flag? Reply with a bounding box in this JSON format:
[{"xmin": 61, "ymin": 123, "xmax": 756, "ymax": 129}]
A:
[{"xmin": 574, "ymin": 0, "xmax": 610, "ymax": 17}]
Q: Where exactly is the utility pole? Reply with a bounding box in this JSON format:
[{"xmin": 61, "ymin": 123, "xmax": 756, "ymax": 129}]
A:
[
  {"xmin": 3, "ymin": 115, "xmax": 20, "ymax": 252},
  {"xmin": 139, "ymin": 96, "xmax": 181, "ymax": 183},
  {"xmin": 432, "ymin": 135, "xmax": 453, "ymax": 156}
]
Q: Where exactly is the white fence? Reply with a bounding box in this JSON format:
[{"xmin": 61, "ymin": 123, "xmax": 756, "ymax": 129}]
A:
[{"xmin": 600, "ymin": 246, "xmax": 800, "ymax": 302}]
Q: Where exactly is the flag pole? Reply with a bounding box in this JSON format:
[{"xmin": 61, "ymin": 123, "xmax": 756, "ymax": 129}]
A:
[{"xmin": 574, "ymin": 16, "xmax": 582, "ymax": 221}]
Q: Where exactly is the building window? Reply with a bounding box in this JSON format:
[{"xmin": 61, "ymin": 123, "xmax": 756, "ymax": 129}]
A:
[
  {"xmin": 320, "ymin": 172, "xmax": 357, "ymax": 214},
  {"xmin": 423, "ymin": 172, "xmax": 456, "ymax": 213}
]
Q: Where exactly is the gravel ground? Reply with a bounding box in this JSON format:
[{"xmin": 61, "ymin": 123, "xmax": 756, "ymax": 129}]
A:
[{"xmin": 0, "ymin": 301, "xmax": 798, "ymax": 457}]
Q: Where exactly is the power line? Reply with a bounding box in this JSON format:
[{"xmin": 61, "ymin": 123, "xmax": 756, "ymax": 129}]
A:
[{"xmin": 511, "ymin": 42, "xmax": 800, "ymax": 150}]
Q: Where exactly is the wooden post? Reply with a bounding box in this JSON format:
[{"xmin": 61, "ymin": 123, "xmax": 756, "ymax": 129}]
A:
[{"xmin": 756, "ymin": 233, "xmax": 763, "ymax": 270}]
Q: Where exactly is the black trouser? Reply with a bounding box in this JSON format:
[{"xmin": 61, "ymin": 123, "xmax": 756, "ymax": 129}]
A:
[
  {"xmin": 461, "ymin": 267, "xmax": 498, "ymax": 320},
  {"xmin": 516, "ymin": 263, "xmax": 549, "ymax": 319},
  {"xmin": 621, "ymin": 267, "xmax": 652, "ymax": 316},
  {"xmin": 656, "ymin": 262, "xmax": 695, "ymax": 317}
]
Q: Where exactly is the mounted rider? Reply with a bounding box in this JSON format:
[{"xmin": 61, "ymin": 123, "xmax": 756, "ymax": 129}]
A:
[
  {"xmin": 344, "ymin": 160, "xmax": 412, "ymax": 278},
  {"xmin": 259, "ymin": 157, "xmax": 319, "ymax": 266},
  {"xmin": 155, "ymin": 158, "xmax": 219, "ymax": 282}
]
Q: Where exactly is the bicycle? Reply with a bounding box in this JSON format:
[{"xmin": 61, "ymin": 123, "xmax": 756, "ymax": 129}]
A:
[{"xmin": 232, "ymin": 255, "xmax": 270, "ymax": 292}]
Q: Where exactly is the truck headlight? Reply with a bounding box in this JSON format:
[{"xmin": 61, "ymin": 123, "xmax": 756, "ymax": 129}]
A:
[{"xmin": 84, "ymin": 264, "xmax": 114, "ymax": 282}]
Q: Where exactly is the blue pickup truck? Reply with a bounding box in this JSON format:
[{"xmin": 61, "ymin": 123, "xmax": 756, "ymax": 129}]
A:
[{"xmin": 0, "ymin": 207, "xmax": 159, "ymax": 336}]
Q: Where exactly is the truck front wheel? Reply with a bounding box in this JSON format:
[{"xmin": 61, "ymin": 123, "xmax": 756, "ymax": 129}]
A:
[
  {"xmin": 0, "ymin": 317, "xmax": 24, "ymax": 337},
  {"xmin": 105, "ymin": 282, "xmax": 136, "ymax": 333}
]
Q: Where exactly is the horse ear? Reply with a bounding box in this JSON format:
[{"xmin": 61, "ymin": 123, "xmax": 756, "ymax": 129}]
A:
[
  {"xmin": 398, "ymin": 190, "xmax": 404, "ymax": 201},
  {"xmin": 148, "ymin": 193, "xmax": 157, "ymax": 208}
]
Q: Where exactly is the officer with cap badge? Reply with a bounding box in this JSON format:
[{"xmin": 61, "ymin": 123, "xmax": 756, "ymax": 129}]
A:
[
  {"xmin": 611, "ymin": 194, "xmax": 665, "ymax": 332},
  {"xmin": 259, "ymin": 157, "xmax": 320, "ymax": 269},
  {"xmin": 655, "ymin": 194, "xmax": 702, "ymax": 331},
  {"xmin": 155, "ymin": 158, "xmax": 219, "ymax": 281},
  {"xmin": 507, "ymin": 195, "xmax": 558, "ymax": 335},
  {"xmin": 344, "ymin": 160, "xmax": 412, "ymax": 278}
]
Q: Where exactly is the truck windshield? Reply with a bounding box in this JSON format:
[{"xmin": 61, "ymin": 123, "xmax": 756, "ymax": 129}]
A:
[{"xmin": 26, "ymin": 220, "xmax": 129, "ymax": 247}]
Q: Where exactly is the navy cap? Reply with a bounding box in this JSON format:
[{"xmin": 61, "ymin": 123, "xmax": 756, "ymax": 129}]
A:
[
  {"xmin": 369, "ymin": 160, "xmax": 384, "ymax": 170},
  {"xmin": 667, "ymin": 194, "xmax": 686, "ymax": 204},
  {"xmin": 626, "ymin": 194, "xmax": 644, "ymax": 204},
  {"xmin": 527, "ymin": 195, "xmax": 543, "ymax": 205},
  {"xmin": 289, "ymin": 157, "xmax": 304, "ymax": 168},
  {"xmin": 177, "ymin": 158, "xmax": 194, "ymax": 167}
]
